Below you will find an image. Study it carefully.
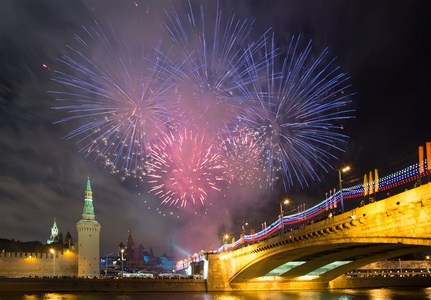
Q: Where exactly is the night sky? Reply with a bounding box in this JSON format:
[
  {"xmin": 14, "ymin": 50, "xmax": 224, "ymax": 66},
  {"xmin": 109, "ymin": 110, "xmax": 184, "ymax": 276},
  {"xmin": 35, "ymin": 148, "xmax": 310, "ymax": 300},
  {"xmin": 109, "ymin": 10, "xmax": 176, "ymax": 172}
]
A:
[{"xmin": 1, "ymin": 0, "xmax": 430, "ymax": 258}]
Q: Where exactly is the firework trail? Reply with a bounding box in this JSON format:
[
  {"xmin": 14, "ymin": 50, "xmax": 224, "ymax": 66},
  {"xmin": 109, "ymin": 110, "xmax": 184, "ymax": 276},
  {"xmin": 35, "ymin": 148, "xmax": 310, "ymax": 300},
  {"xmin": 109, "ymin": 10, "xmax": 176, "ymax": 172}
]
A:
[
  {"xmin": 161, "ymin": 1, "xmax": 261, "ymax": 140},
  {"xmin": 51, "ymin": 22, "xmax": 177, "ymax": 179},
  {"xmin": 239, "ymin": 35, "xmax": 354, "ymax": 191},
  {"xmin": 147, "ymin": 130, "xmax": 225, "ymax": 208}
]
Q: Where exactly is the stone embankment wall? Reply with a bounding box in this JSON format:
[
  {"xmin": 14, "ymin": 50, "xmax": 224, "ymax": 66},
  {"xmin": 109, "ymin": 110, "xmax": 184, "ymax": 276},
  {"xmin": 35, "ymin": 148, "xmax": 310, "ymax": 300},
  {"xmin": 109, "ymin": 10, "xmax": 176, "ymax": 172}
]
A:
[
  {"xmin": 0, "ymin": 278, "xmax": 207, "ymax": 292},
  {"xmin": 329, "ymin": 275, "xmax": 431, "ymax": 289},
  {"xmin": 0, "ymin": 251, "xmax": 78, "ymax": 277}
]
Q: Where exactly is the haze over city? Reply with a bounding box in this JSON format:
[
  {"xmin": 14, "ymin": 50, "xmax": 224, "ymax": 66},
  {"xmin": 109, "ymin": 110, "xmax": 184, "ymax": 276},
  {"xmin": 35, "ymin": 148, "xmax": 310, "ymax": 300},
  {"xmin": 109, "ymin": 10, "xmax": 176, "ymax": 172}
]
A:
[{"xmin": 0, "ymin": 0, "xmax": 429, "ymax": 259}]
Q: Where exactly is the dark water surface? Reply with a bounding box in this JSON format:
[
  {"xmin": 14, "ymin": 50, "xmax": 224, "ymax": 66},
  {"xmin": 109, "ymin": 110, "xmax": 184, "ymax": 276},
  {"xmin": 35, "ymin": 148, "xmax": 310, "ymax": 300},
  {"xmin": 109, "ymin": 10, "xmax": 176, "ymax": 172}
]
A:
[{"xmin": 1, "ymin": 288, "xmax": 431, "ymax": 300}]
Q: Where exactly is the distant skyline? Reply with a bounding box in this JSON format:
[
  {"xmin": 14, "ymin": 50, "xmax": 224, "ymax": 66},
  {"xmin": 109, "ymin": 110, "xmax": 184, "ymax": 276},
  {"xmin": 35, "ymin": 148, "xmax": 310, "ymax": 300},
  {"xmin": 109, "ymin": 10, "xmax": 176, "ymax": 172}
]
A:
[{"xmin": 0, "ymin": 0, "xmax": 430, "ymax": 257}]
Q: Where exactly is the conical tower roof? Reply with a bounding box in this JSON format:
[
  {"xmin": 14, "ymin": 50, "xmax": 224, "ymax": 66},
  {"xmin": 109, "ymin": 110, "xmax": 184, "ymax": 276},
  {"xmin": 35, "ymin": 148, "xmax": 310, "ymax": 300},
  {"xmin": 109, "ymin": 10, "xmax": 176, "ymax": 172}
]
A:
[
  {"xmin": 82, "ymin": 177, "xmax": 95, "ymax": 220},
  {"xmin": 86, "ymin": 177, "xmax": 92, "ymax": 192},
  {"xmin": 52, "ymin": 217, "xmax": 58, "ymax": 231},
  {"xmin": 47, "ymin": 217, "xmax": 59, "ymax": 244}
]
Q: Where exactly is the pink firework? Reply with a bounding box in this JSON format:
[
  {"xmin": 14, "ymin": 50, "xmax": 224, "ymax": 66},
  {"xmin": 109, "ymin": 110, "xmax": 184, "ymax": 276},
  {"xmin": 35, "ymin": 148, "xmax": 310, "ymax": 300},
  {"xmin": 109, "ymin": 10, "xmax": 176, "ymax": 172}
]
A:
[{"xmin": 148, "ymin": 130, "xmax": 225, "ymax": 208}]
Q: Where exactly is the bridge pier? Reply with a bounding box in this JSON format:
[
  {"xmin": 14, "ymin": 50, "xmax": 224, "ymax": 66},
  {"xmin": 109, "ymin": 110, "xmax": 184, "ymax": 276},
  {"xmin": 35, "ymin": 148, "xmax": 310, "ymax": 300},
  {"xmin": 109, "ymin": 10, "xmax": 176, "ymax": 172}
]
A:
[{"xmin": 206, "ymin": 253, "xmax": 233, "ymax": 291}]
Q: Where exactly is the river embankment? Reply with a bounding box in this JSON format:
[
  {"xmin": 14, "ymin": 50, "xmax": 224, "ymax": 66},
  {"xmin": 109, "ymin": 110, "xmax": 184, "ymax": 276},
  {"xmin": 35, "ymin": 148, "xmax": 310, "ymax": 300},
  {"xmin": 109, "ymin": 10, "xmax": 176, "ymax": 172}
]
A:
[
  {"xmin": 330, "ymin": 275, "xmax": 431, "ymax": 289},
  {"xmin": 0, "ymin": 277, "xmax": 206, "ymax": 292}
]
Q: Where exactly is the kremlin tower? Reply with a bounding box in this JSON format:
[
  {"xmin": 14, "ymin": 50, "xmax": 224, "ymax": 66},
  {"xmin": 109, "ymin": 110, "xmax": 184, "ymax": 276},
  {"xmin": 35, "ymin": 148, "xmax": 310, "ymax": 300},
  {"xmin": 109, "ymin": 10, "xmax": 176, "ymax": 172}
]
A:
[
  {"xmin": 76, "ymin": 177, "xmax": 101, "ymax": 277},
  {"xmin": 47, "ymin": 217, "xmax": 60, "ymax": 244}
]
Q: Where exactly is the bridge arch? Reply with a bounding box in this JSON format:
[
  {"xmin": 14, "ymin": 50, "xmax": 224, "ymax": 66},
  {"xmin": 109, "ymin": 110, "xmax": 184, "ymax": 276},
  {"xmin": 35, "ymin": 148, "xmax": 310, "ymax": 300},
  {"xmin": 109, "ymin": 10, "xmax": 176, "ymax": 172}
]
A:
[
  {"xmin": 229, "ymin": 238, "xmax": 429, "ymax": 283},
  {"xmin": 206, "ymin": 184, "xmax": 431, "ymax": 291}
]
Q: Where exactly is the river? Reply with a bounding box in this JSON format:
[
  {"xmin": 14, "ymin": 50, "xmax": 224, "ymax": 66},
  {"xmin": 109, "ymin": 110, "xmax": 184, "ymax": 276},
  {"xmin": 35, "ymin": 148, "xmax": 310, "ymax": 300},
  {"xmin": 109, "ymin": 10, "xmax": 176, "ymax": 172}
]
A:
[{"xmin": 1, "ymin": 288, "xmax": 431, "ymax": 300}]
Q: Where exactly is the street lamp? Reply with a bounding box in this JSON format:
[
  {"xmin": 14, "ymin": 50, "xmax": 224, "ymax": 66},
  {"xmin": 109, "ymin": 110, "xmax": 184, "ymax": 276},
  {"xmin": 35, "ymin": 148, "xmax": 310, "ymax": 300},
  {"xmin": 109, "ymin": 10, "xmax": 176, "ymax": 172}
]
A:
[
  {"xmin": 50, "ymin": 248, "xmax": 56, "ymax": 277},
  {"xmin": 280, "ymin": 199, "xmax": 289, "ymax": 233},
  {"xmin": 241, "ymin": 222, "xmax": 248, "ymax": 246},
  {"xmin": 241, "ymin": 222, "xmax": 248, "ymax": 236},
  {"xmin": 426, "ymin": 256, "xmax": 430, "ymax": 273},
  {"xmin": 105, "ymin": 252, "xmax": 114, "ymax": 277},
  {"xmin": 120, "ymin": 248, "xmax": 125, "ymax": 278},
  {"xmin": 339, "ymin": 166, "xmax": 350, "ymax": 213},
  {"xmin": 399, "ymin": 258, "xmax": 403, "ymax": 275},
  {"xmin": 223, "ymin": 234, "xmax": 229, "ymax": 251}
]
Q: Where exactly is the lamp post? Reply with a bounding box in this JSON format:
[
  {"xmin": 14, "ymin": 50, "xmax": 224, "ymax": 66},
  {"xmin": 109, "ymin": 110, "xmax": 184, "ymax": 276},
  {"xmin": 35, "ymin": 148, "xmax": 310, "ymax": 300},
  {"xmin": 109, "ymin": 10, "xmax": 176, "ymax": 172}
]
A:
[
  {"xmin": 426, "ymin": 256, "xmax": 430, "ymax": 273},
  {"xmin": 398, "ymin": 258, "xmax": 403, "ymax": 275},
  {"xmin": 241, "ymin": 222, "xmax": 248, "ymax": 236},
  {"xmin": 223, "ymin": 234, "xmax": 229, "ymax": 251},
  {"xmin": 339, "ymin": 166, "xmax": 350, "ymax": 213},
  {"xmin": 280, "ymin": 199, "xmax": 289, "ymax": 233},
  {"xmin": 241, "ymin": 222, "xmax": 248, "ymax": 246},
  {"xmin": 120, "ymin": 248, "xmax": 124, "ymax": 278},
  {"xmin": 50, "ymin": 249, "xmax": 55, "ymax": 277},
  {"xmin": 105, "ymin": 252, "xmax": 114, "ymax": 277}
]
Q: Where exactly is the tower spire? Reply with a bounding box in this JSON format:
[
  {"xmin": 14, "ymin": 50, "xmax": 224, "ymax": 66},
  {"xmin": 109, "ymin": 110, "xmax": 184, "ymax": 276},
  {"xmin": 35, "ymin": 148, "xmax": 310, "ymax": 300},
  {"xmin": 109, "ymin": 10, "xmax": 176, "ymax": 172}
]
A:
[
  {"xmin": 82, "ymin": 177, "xmax": 95, "ymax": 220},
  {"xmin": 86, "ymin": 176, "xmax": 92, "ymax": 192},
  {"xmin": 47, "ymin": 217, "xmax": 59, "ymax": 244}
]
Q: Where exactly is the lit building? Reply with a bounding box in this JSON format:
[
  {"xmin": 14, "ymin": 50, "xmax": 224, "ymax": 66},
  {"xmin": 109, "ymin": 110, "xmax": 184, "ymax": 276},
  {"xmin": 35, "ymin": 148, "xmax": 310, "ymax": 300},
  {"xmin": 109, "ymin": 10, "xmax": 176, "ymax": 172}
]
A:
[
  {"xmin": 159, "ymin": 253, "xmax": 175, "ymax": 271},
  {"xmin": 47, "ymin": 218, "xmax": 60, "ymax": 244}
]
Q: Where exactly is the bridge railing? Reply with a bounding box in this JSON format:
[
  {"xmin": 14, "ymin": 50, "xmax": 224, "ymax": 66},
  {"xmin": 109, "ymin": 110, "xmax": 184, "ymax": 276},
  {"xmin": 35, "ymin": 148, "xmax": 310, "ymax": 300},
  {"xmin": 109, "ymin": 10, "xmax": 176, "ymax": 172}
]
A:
[{"xmin": 215, "ymin": 161, "xmax": 430, "ymax": 253}]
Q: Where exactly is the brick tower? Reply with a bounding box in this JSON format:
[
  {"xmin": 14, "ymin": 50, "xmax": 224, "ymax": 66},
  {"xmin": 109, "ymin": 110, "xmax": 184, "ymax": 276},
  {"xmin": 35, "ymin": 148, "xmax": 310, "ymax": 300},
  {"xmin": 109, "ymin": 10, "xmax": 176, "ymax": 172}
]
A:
[{"xmin": 77, "ymin": 177, "xmax": 101, "ymax": 277}]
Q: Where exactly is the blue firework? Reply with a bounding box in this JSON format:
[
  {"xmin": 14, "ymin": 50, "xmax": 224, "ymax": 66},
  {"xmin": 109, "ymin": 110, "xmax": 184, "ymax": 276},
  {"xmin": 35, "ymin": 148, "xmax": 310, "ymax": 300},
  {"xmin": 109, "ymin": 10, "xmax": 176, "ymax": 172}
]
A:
[
  {"xmin": 239, "ymin": 35, "xmax": 354, "ymax": 190},
  {"xmin": 51, "ymin": 22, "xmax": 177, "ymax": 179},
  {"xmin": 50, "ymin": 2, "xmax": 356, "ymax": 204},
  {"xmin": 162, "ymin": 1, "xmax": 261, "ymax": 140}
]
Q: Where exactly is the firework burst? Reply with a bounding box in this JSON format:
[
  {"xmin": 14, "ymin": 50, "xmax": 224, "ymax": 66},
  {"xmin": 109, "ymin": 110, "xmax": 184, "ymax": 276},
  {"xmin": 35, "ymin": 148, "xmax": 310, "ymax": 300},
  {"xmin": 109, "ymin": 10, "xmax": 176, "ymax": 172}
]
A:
[
  {"xmin": 51, "ymin": 3, "xmax": 355, "ymax": 210},
  {"xmin": 148, "ymin": 130, "xmax": 225, "ymax": 208},
  {"xmin": 221, "ymin": 129, "xmax": 263, "ymax": 188},
  {"xmin": 239, "ymin": 35, "xmax": 354, "ymax": 190},
  {"xmin": 162, "ymin": 1, "xmax": 260, "ymax": 140},
  {"xmin": 51, "ymin": 22, "xmax": 177, "ymax": 178}
]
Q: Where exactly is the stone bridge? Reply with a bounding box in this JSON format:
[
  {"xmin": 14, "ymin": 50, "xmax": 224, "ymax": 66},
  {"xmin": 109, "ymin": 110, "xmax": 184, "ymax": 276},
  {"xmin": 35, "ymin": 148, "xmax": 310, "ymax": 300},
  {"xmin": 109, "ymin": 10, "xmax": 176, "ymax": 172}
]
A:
[{"xmin": 205, "ymin": 183, "xmax": 431, "ymax": 291}]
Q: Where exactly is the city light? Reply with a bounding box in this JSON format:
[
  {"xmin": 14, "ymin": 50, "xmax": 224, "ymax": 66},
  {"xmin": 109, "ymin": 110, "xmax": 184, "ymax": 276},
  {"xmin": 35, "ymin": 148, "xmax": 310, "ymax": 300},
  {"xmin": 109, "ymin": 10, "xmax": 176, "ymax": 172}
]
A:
[
  {"xmin": 50, "ymin": 248, "xmax": 56, "ymax": 277},
  {"xmin": 120, "ymin": 247, "xmax": 125, "ymax": 278},
  {"xmin": 280, "ymin": 199, "xmax": 290, "ymax": 233},
  {"xmin": 339, "ymin": 166, "xmax": 351, "ymax": 213}
]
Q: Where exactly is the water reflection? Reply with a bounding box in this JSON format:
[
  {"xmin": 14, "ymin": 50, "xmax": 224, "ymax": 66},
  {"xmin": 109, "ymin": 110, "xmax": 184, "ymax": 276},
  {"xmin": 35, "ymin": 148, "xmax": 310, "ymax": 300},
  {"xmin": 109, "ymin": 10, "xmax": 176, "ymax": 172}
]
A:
[
  {"xmin": 23, "ymin": 294, "xmax": 79, "ymax": 300},
  {"xmin": 369, "ymin": 288, "xmax": 395, "ymax": 300},
  {"xmin": 7, "ymin": 288, "xmax": 431, "ymax": 300},
  {"xmin": 335, "ymin": 288, "xmax": 431, "ymax": 300}
]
